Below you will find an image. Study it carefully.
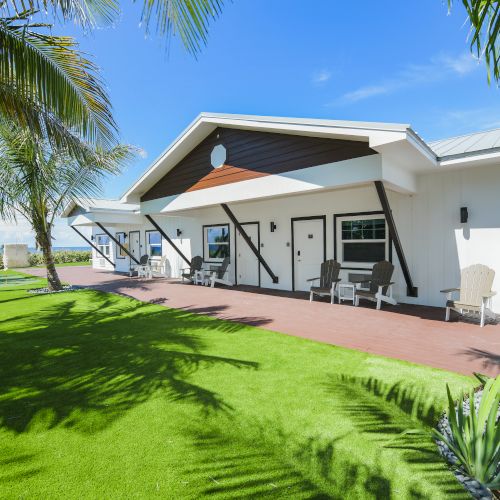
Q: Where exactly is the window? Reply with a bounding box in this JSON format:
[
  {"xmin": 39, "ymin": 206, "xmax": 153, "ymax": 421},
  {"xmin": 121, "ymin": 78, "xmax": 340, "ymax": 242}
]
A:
[
  {"xmin": 115, "ymin": 232, "xmax": 128, "ymax": 258},
  {"xmin": 146, "ymin": 231, "xmax": 162, "ymax": 257},
  {"xmin": 96, "ymin": 234, "xmax": 110, "ymax": 257},
  {"xmin": 203, "ymin": 225, "xmax": 230, "ymax": 262},
  {"xmin": 338, "ymin": 216, "xmax": 388, "ymax": 265}
]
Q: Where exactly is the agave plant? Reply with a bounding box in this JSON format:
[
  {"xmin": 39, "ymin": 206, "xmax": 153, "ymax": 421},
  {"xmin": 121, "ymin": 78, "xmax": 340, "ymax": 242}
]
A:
[{"xmin": 433, "ymin": 375, "xmax": 500, "ymax": 490}]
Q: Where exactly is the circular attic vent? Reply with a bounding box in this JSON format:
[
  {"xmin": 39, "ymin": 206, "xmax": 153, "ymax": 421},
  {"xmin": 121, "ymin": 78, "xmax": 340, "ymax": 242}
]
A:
[{"xmin": 210, "ymin": 144, "xmax": 227, "ymax": 169}]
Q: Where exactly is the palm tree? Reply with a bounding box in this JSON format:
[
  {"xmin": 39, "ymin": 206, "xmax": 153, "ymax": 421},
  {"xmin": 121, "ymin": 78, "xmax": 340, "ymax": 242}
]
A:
[
  {"xmin": 0, "ymin": 1, "xmax": 226, "ymax": 148},
  {"xmin": 0, "ymin": 120, "xmax": 136, "ymax": 290},
  {"xmin": 449, "ymin": 0, "xmax": 500, "ymax": 83}
]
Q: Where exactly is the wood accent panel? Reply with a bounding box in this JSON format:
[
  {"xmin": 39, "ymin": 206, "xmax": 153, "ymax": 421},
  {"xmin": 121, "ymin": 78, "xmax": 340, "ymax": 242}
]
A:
[{"xmin": 141, "ymin": 127, "xmax": 377, "ymax": 202}]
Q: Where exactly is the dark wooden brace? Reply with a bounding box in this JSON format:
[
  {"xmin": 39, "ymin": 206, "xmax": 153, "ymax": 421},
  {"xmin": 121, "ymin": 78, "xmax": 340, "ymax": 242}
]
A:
[
  {"xmin": 374, "ymin": 181, "xmax": 418, "ymax": 297},
  {"xmin": 221, "ymin": 203, "xmax": 279, "ymax": 284},
  {"xmin": 95, "ymin": 222, "xmax": 141, "ymax": 265},
  {"xmin": 71, "ymin": 225, "xmax": 115, "ymax": 268},
  {"xmin": 145, "ymin": 214, "xmax": 191, "ymax": 266}
]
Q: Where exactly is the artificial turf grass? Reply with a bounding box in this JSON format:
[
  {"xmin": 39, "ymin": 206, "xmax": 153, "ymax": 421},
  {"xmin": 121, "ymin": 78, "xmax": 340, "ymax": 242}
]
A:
[{"xmin": 0, "ymin": 279, "xmax": 473, "ymax": 499}]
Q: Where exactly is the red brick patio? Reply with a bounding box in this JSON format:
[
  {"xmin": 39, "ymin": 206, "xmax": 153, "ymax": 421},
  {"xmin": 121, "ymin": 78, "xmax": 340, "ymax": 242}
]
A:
[{"xmin": 25, "ymin": 266, "xmax": 500, "ymax": 376}]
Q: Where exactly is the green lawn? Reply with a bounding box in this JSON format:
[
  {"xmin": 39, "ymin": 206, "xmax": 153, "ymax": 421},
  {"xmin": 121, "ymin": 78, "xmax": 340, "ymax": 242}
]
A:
[{"xmin": 0, "ymin": 274, "xmax": 472, "ymax": 499}]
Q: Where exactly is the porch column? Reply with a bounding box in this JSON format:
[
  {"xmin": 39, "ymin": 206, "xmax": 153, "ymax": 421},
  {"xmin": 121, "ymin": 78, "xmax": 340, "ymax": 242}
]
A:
[
  {"xmin": 221, "ymin": 203, "xmax": 279, "ymax": 284},
  {"xmin": 374, "ymin": 181, "xmax": 418, "ymax": 297},
  {"xmin": 144, "ymin": 215, "xmax": 191, "ymax": 266},
  {"xmin": 71, "ymin": 226, "xmax": 115, "ymax": 268},
  {"xmin": 95, "ymin": 222, "xmax": 141, "ymax": 265}
]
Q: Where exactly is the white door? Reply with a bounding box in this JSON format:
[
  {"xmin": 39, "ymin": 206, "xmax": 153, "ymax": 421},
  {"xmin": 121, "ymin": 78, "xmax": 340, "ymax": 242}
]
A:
[
  {"xmin": 129, "ymin": 231, "xmax": 140, "ymax": 262},
  {"xmin": 293, "ymin": 218, "xmax": 325, "ymax": 291},
  {"xmin": 236, "ymin": 223, "xmax": 260, "ymax": 286}
]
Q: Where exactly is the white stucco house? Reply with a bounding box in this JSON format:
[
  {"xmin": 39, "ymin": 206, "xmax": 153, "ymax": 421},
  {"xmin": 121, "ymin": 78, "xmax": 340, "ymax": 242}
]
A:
[{"xmin": 62, "ymin": 113, "xmax": 500, "ymax": 312}]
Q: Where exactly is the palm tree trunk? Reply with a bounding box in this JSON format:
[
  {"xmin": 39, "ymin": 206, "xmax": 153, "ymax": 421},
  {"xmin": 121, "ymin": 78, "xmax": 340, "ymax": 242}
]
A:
[{"xmin": 37, "ymin": 229, "xmax": 62, "ymax": 291}]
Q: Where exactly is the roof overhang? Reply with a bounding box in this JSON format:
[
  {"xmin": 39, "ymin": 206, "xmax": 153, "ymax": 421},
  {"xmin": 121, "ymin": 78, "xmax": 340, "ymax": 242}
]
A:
[{"xmin": 121, "ymin": 112, "xmax": 438, "ymax": 203}]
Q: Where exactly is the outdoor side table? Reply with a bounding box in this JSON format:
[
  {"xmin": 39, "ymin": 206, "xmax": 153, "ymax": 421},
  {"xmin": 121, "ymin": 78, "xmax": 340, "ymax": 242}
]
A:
[{"xmin": 338, "ymin": 283, "xmax": 356, "ymax": 304}]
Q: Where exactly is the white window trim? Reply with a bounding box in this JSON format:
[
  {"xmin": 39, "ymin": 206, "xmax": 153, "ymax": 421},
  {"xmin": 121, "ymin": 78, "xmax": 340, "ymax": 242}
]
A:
[
  {"xmin": 146, "ymin": 230, "xmax": 162, "ymax": 259},
  {"xmin": 203, "ymin": 224, "xmax": 230, "ymax": 263},
  {"xmin": 96, "ymin": 234, "xmax": 111, "ymax": 258},
  {"xmin": 336, "ymin": 214, "xmax": 388, "ymax": 268}
]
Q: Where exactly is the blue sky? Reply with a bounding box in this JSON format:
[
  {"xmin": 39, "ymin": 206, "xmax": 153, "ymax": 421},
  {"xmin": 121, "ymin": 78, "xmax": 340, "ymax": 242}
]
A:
[
  {"xmin": 2, "ymin": 0, "xmax": 499, "ymax": 245},
  {"xmin": 66, "ymin": 0, "xmax": 498, "ymax": 199}
]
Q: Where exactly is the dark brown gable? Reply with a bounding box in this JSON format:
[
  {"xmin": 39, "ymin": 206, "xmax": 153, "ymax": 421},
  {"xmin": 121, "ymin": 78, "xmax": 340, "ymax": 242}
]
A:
[{"xmin": 141, "ymin": 127, "xmax": 377, "ymax": 202}]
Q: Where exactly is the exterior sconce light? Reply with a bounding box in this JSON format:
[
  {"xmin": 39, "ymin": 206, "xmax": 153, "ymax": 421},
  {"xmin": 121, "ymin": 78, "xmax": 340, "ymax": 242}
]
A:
[
  {"xmin": 270, "ymin": 222, "xmax": 277, "ymax": 232},
  {"xmin": 460, "ymin": 207, "xmax": 468, "ymax": 224},
  {"xmin": 90, "ymin": 234, "xmax": 94, "ymax": 241},
  {"xmin": 176, "ymin": 228, "xmax": 183, "ymax": 237}
]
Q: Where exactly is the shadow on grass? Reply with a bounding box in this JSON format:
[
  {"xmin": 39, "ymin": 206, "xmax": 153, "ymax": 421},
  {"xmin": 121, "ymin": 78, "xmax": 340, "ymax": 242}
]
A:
[
  {"xmin": 0, "ymin": 290, "xmax": 258, "ymax": 434},
  {"xmin": 180, "ymin": 419, "xmax": 456, "ymax": 499},
  {"xmin": 323, "ymin": 374, "xmax": 467, "ymax": 499}
]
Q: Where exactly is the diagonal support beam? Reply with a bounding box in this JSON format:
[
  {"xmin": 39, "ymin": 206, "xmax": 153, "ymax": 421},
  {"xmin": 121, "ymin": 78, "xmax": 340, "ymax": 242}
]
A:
[
  {"xmin": 71, "ymin": 226, "xmax": 115, "ymax": 268},
  {"xmin": 145, "ymin": 214, "xmax": 191, "ymax": 266},
  {"xmin": 95, "ymin": 222, "xmax": 140, "ymax": 265},
  {"xmin": 374, "ymin": 181, "xmax": 418, "ymax": 297},
  {"xmin": 221, "ymin": 203, "xmax": 279, "ymax": 284}
]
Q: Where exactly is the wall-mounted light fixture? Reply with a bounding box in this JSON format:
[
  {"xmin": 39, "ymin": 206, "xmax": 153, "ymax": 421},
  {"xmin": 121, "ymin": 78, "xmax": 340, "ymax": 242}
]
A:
[
  {"xmin": 90, "ymin": 234, "xmax": 94, "ymax": 241},
  {"xmin": 460, "ymin": 207, "xmax": 468, "ymax": 224},
  {"xmin": 176, "ymin": 228, "xmax": 183, "ymax": 237},
  {"xmin": 270, "ymin": 222, "xmax": 277, "ymax": 232}
]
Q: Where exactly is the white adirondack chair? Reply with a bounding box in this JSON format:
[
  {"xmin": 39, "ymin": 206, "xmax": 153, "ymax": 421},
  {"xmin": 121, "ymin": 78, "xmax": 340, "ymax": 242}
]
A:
[{"xmin": 441, "ymin": 264, "xmax": 496, "ymax": 327}]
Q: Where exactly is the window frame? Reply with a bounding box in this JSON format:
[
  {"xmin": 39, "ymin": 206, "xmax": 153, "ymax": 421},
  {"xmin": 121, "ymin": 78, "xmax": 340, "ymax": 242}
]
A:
[
  {"xmin": 202, "ymin": 224, "xmax": 230, "ymax": 263},
  {"xmin": 95, "ymin": 233, "xmax": 111, "ymax": 258},
  {"xmin": 115, "ymin": 232, "xmax": 127, "ymax": 259},
  {"xmin": 145, "ymin": 230, "xmax": 162, "ymax": 259},
  {"xmin": 334, "ymin": 212, "xmax": 391, "ymax": 270}
]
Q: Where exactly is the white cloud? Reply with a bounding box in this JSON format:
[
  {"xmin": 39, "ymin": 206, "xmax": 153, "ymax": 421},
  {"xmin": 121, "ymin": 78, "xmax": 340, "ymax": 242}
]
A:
[
  {"xmin": 332, "ymin": 52, "xmax": 480, "ymax": 105},
  {"xmin": 425, "ymin": 106, "xmax": 500, "ymax": 141},
  {"xmin": 0, "ymin": 216, "xmax": 90, "ymax": 249},
  {"xmin": 312, "ymin": 69, "xmax": 332, "ymax": 85}
]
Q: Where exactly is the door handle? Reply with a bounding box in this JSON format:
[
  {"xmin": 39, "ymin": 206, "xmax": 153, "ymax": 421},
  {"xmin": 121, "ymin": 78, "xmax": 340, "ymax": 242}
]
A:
[{"xmin": 297, "ymin": 250, "xmax": 301, "ymax": 256}]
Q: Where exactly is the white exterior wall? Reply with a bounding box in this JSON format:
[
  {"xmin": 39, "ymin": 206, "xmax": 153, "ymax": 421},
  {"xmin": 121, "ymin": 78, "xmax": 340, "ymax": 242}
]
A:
[{"xmin": 89, "ymin": 162, "xmax": 500, "ymax": 312}]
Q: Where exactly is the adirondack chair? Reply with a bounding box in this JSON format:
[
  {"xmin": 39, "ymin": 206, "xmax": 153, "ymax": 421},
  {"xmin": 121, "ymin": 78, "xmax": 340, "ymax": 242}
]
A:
[
  {"xmin": 307, "ymin": 259, "xmax": 341, "ymax": 304},
  {"xmin": 136, "ymin": 254, "xmax": 152, "ymax": 279},
  {"xmin": 150, "ymin": 255, "xmax": 170, "ymax": 277},
  {"xmin": 208, "ymin": 256, "xmax": 233, "ymax": 288},
  {"xmin": 441, "ymin": 264, "xmax": 496, "ymax": 327},
  {"xmin": 353, "ymin": 260, "xmax": 397, "ymax": 310},
  {"xmin": 181, "ymin": 256, "xmax": 203, "ymax": 283}
]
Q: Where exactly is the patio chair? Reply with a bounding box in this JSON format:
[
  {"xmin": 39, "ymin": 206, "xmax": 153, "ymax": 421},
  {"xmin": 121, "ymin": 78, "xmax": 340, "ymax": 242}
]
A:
[
  {"xmin": 150, "ymin": 255, "xmax": 169, "ymax": 277},
  {"xmin": 181, "ymin": 255, "xmax": 203, "ymax": 283},
  {"xmin": 353, "ymin": 260, "xmax": 397, "ymax": 310},
  {"xmin": 136, "ymin": 254, "xmax": 152, "ymax": 279},
  {"xmin": 307, "ymin": 259, "xmax": 341, "ymax": 304},
  {"xmin": 208, "ymin": 256, "xmax": 233, "ymax": 288},
  {"xmin": 441, "ymin": 264, "xmax": 496, "ymax": 327}
]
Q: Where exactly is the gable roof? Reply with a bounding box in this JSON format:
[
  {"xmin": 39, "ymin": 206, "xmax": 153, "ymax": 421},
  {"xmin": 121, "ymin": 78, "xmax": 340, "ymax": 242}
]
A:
[
  {"xmin": 120, "ymin": 112, "xmax": 436, "ymax": 203},
  {"xmin": 61, "ymin": 198, "xmax": 139, "ymax": 218}
]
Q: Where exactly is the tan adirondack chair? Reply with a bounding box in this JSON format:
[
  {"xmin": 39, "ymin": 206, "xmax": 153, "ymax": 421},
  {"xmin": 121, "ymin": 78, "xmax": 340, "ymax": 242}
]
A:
[
  {"xmin": 307, "ymin": 260, "xmax": 341, "ymax": 304},
  {"xmin": 441, "ymin": 264, "xmax": 496, "ymax": 327},
  {"xmin": 353, "ymin": 260, "xmax": 397, "ymax": 310}
]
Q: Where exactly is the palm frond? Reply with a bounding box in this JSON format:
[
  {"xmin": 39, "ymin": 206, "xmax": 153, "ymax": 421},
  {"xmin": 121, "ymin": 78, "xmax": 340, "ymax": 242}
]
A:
[
  {"xmin": 449, "ymin": 0, "xmax": 500, "ymax": 83},
  {"xmin": 3, "ymin": 0, "xmax": 119, "ymax": 29},
  {"xmin": 139, "ymin": 0, "xmax": 225, "ymax": 55},
  {"xmin": 0, "ymin": 14, "xmax": 117, "ymax": 146}
]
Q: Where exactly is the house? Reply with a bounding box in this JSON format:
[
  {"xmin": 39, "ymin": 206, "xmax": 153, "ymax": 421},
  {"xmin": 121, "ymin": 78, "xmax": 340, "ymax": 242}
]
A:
[{"xmin": 62, "ymin": 113, "xmax": 500, "ymax": 312}]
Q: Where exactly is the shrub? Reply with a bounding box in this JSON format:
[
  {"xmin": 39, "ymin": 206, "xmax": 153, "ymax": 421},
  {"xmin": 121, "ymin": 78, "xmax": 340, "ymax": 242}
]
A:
[
  {"xmin": 433, "ymin": 376, "xmax": 500, "ymax": 489},
  {"xmin": 28, "ymin": 250, "xmax": 91, "ymax": 266}
]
